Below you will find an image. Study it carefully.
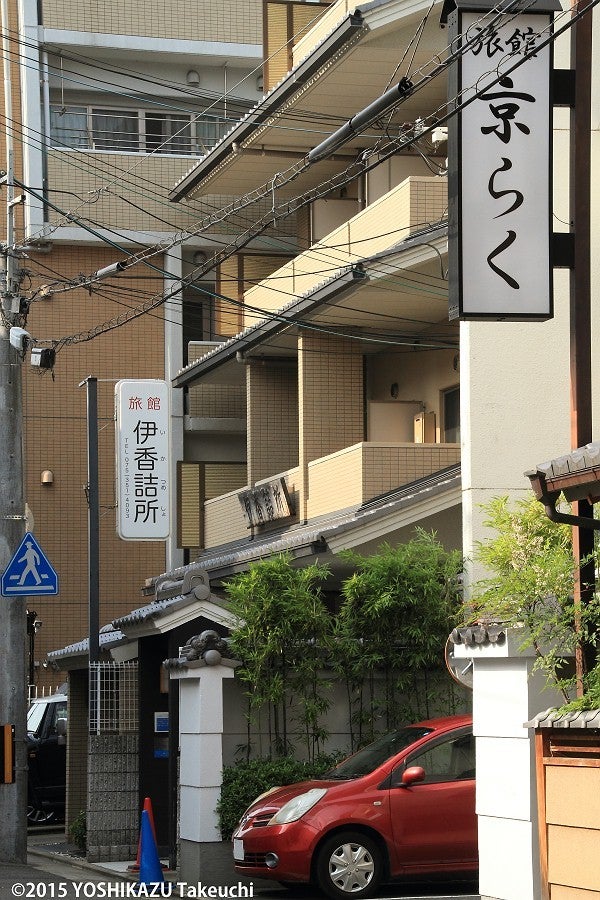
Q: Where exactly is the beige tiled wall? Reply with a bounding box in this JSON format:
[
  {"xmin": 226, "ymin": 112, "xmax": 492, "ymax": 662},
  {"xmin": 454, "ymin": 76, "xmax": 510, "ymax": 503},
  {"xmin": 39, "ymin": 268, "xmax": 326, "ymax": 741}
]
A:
[
  {"xmin": 244, "ymin": 177, "xmax": 448, "ymax": 318},
  {"xmin": 42, "ymin": 0, "xmax": 262, "ymax": 42},
  {"xmin": 186, "ymin": 343, "xmax": 247, "ymax": 418},
  {"xmin": 292, "ymin": 0, "xmax": 355, "ymax": 67},
  {"xmin": 299, "ymin": 332, "xmax": 363, "ymax": 520},
  {"xmin": 246, "ymin": 362, "xmax": 299, "ymax": 483},
  {"xmin": 47, "ymin": 154, "xmax": 218, "ymax": 235},
  {"xmin": 307, "ymin": 443, "xmax": 461, "ymax": 519},
  {"xmin": 362, "ymin": 443, "xmax": 460, "ymax": 498},
  {"xmin": 307, "ymin": 444, "xmax": 364, "ymax": 516},
  {"xmin": 204, "ymin": 489, "xmax": 248, "ymax": 547},
  {"xmin": 203, "ymin": 466, "xmax": 301, "ymax": 549},
  {"xmin": 188, "ymin": 384, "xmax": 246, "ymax": 418}
]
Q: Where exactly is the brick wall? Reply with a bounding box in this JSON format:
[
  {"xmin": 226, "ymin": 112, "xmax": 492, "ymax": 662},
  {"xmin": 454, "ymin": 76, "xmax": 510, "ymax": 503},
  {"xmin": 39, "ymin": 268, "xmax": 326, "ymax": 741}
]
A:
[{"xmin": 24, "ymin": 245, "xmax": 166, "ymax": 689}]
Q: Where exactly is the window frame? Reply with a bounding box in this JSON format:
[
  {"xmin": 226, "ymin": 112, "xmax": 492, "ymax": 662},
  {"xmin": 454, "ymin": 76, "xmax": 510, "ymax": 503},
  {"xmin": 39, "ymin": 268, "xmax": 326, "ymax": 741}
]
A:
[
  {"xmin": 388, "ymin": 726, "xmax": 474, "ymax": 787},
  {"xmin": 49, "ymin": 103, "xmax": 234, "ymax": 156}
]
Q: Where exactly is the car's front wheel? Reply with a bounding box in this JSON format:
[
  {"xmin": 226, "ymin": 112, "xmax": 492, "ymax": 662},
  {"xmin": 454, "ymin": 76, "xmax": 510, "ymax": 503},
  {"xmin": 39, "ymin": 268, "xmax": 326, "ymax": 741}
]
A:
[
  {"xmin": 315, "ymin": 832, "xmax": 383, "ymax": 899},
  {"xmin": 27, "ymin": 800, "xmax": 55, "ymax": 826}
]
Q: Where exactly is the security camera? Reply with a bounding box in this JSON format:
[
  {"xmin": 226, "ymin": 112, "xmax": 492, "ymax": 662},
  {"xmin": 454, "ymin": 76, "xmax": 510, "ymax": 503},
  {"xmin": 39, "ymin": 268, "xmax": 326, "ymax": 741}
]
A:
[{"xmin": 9, "ymin": 326, "xmax": 31, "ymax": 353}]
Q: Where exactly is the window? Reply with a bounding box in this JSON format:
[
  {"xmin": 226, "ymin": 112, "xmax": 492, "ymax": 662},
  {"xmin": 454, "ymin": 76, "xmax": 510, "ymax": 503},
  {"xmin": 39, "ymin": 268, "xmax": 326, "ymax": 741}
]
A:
[
  {"xmin": 442, "ymin": 385, "xmax": 460, "ymax": 443},
  {"xmin": 146, "ymin": 113, "xmax": 192, "ymax": 154},
  {"xmin": 49, "ymin": 104, "xmax": 237, "ymax": 155},
  {"xmin": 49, "ymin": 106, "xmax": 89, "ymax": 149},
  {"xmin": 391, "ymin": 730, "xmax": 475, "ymax": 785},
  {"xmin": 91, "ymin": 109, "xmax": 138, "ymax": 151}
]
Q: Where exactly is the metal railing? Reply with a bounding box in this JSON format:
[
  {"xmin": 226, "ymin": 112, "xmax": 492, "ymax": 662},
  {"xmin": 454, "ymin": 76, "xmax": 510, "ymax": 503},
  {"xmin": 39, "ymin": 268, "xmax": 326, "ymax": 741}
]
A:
[{"xmin": 89, "ymin": 661, "xmax": 139, "ymax": 735}]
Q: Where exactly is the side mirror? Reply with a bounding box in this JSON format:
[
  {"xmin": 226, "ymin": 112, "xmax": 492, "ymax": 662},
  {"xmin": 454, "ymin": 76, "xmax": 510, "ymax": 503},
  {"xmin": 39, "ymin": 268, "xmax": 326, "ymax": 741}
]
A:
[{"xmin": 401, "ymin": 766, "xmax": 426, "ymax": 787}]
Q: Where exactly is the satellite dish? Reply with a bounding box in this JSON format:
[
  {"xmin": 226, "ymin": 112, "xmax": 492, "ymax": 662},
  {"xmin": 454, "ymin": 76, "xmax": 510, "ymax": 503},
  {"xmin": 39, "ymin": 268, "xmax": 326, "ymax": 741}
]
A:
[{"xmin": 444, "ymin": 635, "xmax": 473, "ymax": 690}]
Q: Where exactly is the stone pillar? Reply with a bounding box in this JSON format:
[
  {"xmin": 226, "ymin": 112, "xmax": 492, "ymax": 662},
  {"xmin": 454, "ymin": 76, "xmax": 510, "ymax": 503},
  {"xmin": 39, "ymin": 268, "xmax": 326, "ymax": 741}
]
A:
[
  {"xmin": 453, "ymin": 628, "xmax": 565, "ymax": 900},
  {"xmin": 86, "ymin": 733, "xmax": 139, "ymax": 862},
  {"xmin": 170, "ymin": 659, "xmax": 236, "ymax": 884}
]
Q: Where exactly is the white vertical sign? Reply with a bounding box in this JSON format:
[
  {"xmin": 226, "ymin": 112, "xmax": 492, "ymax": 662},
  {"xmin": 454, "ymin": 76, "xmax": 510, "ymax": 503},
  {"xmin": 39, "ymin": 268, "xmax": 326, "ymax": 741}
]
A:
[
  {"xmin": 115, "ymin": 379, "xmax": 170, "ymax": 540},
  {"xmin": 450, "ymin": 9, "xmax": 555, "ymax": 320}
]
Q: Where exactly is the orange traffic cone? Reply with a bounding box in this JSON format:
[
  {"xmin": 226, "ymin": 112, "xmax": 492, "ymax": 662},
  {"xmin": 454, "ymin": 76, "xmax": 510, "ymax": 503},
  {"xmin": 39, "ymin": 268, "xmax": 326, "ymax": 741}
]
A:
[{"xmin": 129, "ymin": 796, "xmax": 159, "ymax": 872}]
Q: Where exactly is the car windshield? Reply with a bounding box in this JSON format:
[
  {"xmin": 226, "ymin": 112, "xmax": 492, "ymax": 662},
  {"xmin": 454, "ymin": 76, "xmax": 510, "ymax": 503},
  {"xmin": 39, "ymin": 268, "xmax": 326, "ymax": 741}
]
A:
[
  {"xmin": 27, "ymin": 702, "xmax": 47, "ymax": 735},
  {"xmin": 323, "ymin": 727, "xmax": 433, "ymax": 779}
]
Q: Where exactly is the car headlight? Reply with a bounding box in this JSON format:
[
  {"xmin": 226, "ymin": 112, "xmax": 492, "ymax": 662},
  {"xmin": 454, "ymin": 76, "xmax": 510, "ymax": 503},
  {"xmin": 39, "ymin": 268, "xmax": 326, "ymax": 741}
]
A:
[{"xmin": 269, "ymin": 788, "xmax": 327, "ymax": 825}]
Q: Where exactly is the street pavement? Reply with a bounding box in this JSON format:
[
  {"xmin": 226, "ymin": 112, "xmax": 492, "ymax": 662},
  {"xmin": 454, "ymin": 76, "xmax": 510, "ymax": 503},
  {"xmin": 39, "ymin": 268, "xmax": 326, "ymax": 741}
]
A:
[{"xmin": 11, "ymin": 829, "xmax": 480, "ymax": 900}]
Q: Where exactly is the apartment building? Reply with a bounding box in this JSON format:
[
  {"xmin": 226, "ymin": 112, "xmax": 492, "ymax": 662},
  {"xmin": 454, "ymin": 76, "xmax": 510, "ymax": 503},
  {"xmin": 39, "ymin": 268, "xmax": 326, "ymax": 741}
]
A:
[{"xmin": 172, "ymin": 0, "xmax": 462, "ymax": 571}]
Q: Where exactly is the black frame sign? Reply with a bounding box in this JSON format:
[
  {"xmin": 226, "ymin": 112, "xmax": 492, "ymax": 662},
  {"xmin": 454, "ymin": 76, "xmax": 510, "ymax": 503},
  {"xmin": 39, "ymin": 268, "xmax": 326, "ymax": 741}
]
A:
[{"xmin": 448, "ymin": 0, "xmax": 560, "ymax": 320}]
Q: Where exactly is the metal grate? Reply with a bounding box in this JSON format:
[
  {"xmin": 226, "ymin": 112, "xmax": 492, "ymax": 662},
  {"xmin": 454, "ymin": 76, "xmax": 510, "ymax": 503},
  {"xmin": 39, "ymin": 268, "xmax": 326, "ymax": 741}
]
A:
[{"xmin": 89, "ymin": 661, "xmax": 139, "ymax": 735}]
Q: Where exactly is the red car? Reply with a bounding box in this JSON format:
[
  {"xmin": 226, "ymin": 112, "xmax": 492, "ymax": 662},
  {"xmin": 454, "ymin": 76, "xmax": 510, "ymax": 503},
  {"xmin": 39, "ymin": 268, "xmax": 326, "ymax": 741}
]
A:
[{"xmin": 232, "ymin": 715, "xmax": 476, "ymax": 899}]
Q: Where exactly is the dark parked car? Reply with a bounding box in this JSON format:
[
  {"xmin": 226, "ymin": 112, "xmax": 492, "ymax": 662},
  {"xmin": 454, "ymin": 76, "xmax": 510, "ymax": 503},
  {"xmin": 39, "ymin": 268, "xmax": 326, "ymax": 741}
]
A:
[
  {"xmin": 27, "ymin": 693, "xmax": 67, "ymax": 824},
  {"xmin": 233, "ymin": 715, "xmax": 476, "ymax": 899}
]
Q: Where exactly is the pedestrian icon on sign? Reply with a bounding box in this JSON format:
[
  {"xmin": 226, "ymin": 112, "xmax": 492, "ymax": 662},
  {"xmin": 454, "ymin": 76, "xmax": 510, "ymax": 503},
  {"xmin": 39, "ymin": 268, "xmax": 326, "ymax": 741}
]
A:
[
  {"xmin": 1, "ymin": 532, "xmax": 59, "ymax": 596},
  {"xmin": 18, "ymin": 541, "xmax": 42, "ymax": 586}
]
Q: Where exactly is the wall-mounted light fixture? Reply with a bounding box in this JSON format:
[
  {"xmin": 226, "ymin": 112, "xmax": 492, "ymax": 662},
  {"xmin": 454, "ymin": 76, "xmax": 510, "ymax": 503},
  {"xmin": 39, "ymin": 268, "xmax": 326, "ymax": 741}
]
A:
[
  {"xmin": 41, "ymin": 469, "xmax": 54, "ymax": 485},
  {"xmin": 193, "ymin": 250, "xmax": 208, "ymax": 266}
]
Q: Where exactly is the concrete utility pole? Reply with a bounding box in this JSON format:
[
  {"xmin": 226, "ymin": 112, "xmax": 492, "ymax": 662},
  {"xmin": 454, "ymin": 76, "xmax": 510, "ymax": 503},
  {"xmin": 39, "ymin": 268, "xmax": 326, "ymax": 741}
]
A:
[
  {"xmin": 569, "ymin": 0, "xmax": 595, "ymax": 689},
  {"xmin": 0, "ymin": 0, "xmax": 28, "ymax": 863}
]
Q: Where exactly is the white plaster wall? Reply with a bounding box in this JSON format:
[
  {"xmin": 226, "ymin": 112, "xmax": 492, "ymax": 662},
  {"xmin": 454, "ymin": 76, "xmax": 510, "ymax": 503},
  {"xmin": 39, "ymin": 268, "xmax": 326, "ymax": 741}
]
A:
[
  {"xmin": 460, "ymin": 281, "xmax": 571, "ymax": 588},
  {"xmin": 179, "ymin": 785, "xmax": 222, "ymax": 843},
  {"xmin": 475, "ymin": 736, "xmax": 533, "ymax": 822},
  {"xmin": 478, "ymin": 817, "xmax": 537, "ymax": 900}
]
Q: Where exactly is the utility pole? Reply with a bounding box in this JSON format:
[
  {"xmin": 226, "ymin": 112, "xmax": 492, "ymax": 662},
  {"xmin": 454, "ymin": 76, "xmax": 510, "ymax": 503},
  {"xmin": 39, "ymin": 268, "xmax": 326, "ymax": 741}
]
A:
[
  {"xmin": 569, "ymin": 0, "xmax": 595, "ymax": 690},
  {"xmin": 0, "ymin": 0, "xmax": 28, "ymax": 863}
]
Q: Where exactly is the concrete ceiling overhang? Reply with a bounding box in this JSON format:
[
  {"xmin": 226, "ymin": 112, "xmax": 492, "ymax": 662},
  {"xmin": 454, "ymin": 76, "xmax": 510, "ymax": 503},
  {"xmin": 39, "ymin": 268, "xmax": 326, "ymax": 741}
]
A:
[
  {"xmin": 169, "ymin": 0, "xmax": 448, "ymax": 202},
  {"xmin": 173, "ymin": 224, "xmax": 452, "ymax": 389}
]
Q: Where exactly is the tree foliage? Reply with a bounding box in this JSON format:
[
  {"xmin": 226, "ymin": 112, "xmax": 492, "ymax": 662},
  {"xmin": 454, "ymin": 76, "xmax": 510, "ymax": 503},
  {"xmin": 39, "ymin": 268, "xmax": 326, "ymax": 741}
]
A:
[
  {"xmin": 226, "ymin": 553, "xmax": 333, "ymax": 760},
  {"xmin": 335, "ymin": 531, "xmax": 463, "ymax": 741},
  {"xmin": 226, "ymin": 535, "xmax": 464, "ymax": 759},
  {"xmin": 466, "ymin": 496, "xmax": 600, "ymax": 704}
]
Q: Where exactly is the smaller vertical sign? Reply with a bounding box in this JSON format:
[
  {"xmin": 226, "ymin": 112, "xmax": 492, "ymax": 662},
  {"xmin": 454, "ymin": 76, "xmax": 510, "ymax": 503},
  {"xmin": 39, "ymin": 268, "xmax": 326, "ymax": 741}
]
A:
[{"xmin": 115, "ymin": 379, "xmax": 170, "ymax": 541}]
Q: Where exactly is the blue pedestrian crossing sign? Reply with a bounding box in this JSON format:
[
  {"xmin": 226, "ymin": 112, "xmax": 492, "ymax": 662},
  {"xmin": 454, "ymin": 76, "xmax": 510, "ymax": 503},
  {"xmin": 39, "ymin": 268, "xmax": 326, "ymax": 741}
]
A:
[{"xmin": 1, "ymin": 532, "xmax": 59, "ymax": 597}]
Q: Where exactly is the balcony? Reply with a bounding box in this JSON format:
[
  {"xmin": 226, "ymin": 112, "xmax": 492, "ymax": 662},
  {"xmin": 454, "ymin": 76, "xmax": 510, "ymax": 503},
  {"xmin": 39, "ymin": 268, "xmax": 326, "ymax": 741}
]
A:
[
  {"xmin": 307, "ymin": 442, "xmax": 460, "ymax": 518},
  {"xmin": 201, "ymin": 443, "xmax": 459, "ymax": 550},
  {"xmin": 243, "ymin": 175, "xmax": 448, "ymax": 323}
]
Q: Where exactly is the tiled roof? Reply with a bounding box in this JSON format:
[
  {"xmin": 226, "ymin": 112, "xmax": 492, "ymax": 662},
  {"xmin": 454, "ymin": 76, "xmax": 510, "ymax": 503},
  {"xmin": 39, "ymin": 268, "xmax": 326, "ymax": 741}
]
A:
[
  {"xmin": 529, "ymin": 708, "xmax": 600, "ymax": 729},
  {"xmin": 48, "ymin": 624, "xmax": 124, "ymax": 660},
  {"xmin": 48, "ymin": 464, "xmax": 460, "ymax": 660},
  {"xmin": 527, "ymin": 442, "xmax": 600, "ymax": 481},
  {"xmin": 111, "ymin": 593, "xmax": 198, "ymax": 630}
]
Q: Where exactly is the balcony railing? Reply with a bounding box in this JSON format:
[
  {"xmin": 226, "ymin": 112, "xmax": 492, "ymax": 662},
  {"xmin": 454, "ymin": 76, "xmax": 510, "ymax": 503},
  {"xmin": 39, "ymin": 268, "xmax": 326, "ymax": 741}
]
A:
[
  {"xmin": 49, "ymin": 105, "xmax": 243, "ymax": 156},
  {"xmin": 200, "ymin": 444, "xmax": 460, "ymax": 550},
  {"xmin": 243, "ymin": 175, "xmax": 448, "ymax": 321}
]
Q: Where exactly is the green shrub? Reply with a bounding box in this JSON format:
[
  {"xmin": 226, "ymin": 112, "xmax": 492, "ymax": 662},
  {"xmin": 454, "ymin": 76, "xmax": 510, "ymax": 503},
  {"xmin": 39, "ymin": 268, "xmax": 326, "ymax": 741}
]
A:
[
  {"xmin": 69, "ymin": 809, "xmax": 86, "ymax": 851},
  {"xmin": 218, "ymin": 754, "xmax": 341, "ymax": 839}
]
